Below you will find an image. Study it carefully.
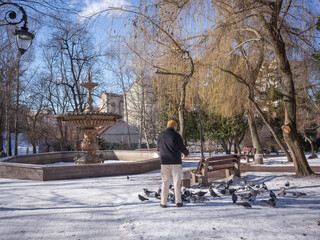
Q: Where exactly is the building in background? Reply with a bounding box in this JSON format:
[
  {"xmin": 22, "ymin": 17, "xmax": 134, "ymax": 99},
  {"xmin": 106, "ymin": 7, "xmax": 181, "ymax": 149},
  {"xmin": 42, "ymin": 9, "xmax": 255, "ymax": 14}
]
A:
[
  {"xmin": 99, "ymin": 91, "xmax": 123, "ymax": 116},
  {"xmin": 99, "ymin": 78, "xmax": 159, "ymax": 148}
]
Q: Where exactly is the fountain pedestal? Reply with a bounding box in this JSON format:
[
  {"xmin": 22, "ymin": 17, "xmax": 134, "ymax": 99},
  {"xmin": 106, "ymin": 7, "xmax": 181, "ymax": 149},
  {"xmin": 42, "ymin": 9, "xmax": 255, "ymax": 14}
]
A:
[{"xmin": 56, "ymin": 72, "xmax": 122, "ymax": 164}]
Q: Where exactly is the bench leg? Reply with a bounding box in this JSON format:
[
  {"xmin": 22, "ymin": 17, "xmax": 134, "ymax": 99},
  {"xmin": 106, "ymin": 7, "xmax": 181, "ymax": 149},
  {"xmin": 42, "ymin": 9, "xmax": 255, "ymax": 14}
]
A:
[
  {"xmin": 234, "ymin": 164, "xmax": 240, "ymax": 177},
  {"xmin": 201, "ymin": 176, "xmax": 209, "ymax": 186},
  {"xmin": 225, "ymin": 169, "xmax": 231, "ymax": 178},
  {"xmin": 191, "ymin": 173, "xmax": 199, "ymax": 185},
  {"xmin": 245, "ymin": 155, "xmax": 249, "ymax": 163}
]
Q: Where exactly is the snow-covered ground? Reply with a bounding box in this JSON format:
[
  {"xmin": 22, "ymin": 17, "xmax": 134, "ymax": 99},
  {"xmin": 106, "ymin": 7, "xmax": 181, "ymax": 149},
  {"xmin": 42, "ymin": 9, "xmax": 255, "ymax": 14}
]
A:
[{"xmin": 0, "ymin": 155, "xmax": 320, "ymax": 240}]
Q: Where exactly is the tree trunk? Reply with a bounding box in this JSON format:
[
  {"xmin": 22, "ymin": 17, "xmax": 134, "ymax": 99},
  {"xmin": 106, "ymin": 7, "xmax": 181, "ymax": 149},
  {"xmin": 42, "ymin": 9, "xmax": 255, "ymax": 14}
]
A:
[
  {"xmin": 32, "ymin": 143, "xmax": 37, "ymax": 153},
  {"xmin": 256, "ymin": 3, "xmax": 313, "ymax": 176},
  {"xmin": 246, "ymin": 106, "xmax": 262, "ymax": 154},
  {"xmin": 305, "ymin": 136, "xmax": 317, "ymax": 159},
  {"xmin": 249, "ymin": 96, "xmax": 293, "ymax": 162},
  {"xmin": 8, "ymin": 133, "xmax": 12, "ymax": 156},
  {"xmin": 178, "ymin": 80, "xmax": 187, "ymax": 140}
]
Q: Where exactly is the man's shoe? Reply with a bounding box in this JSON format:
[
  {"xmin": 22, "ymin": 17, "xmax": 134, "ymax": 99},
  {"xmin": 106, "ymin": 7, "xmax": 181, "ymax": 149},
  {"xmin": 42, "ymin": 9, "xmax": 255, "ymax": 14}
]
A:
[
  {"xmin": 160, "ymin": 204, "xmax": 167, "ymax": 208},
  {"xmin": 176, "ymin": 203, "xmax": 183, "ymax": 207}
]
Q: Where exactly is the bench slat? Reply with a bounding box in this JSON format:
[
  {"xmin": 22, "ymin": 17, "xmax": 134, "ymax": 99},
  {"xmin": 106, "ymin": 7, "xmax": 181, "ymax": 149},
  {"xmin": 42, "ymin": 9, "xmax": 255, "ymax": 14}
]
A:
[{"xmin": 208, "ymin": 164, "xmax": 235, "ymax": 171}]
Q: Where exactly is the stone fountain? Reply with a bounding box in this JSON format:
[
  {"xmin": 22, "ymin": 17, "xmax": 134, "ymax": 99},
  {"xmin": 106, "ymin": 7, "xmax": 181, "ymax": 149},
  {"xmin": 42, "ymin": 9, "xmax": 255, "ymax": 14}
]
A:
[{"xmin": 56, "ymin": 72, "xmax": 122, "ymax": 164}]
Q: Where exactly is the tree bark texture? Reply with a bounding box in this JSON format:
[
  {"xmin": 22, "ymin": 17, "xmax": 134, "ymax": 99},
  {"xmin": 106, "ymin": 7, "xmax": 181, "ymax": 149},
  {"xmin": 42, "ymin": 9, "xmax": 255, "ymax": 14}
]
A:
[{"xmin": 257, "ymin": 2, "xmax": 313, "ymax": 175}]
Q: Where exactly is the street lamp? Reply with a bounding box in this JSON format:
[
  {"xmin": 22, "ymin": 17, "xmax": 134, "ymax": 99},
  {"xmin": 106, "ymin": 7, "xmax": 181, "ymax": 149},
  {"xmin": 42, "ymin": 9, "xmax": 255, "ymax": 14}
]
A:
[{"xmin": 0, "ymin": 1, "xmax": 34, "ymax": 54}]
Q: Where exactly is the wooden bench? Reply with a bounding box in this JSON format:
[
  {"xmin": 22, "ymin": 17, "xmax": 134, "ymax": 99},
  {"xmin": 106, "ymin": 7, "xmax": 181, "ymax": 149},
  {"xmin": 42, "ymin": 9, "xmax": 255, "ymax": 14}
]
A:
[
  {"xmin": 190, "ymin": 155, "xmax": 240, "ymax": 186},
  {"xmin": 241, "ymin": 147, "xmax": 256, "ymax": 163}
]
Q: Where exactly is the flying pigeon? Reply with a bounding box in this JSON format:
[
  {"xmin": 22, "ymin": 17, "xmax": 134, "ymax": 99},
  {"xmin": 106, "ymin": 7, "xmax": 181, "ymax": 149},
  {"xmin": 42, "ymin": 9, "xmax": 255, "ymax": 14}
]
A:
[
  {"xmin": 269, "ymin": 190, "xmax": 277, "ymax": 200},
  {"xmin": 232, "ymin": 193, "xmax": 238, "ymax": 203},
  {"xmin": 138, "ymin": 194, "xmax": 149, "ymax": 202},
  {"xmin": 237, "ymin": 202, "xmax": 252, "ymax": 208}
]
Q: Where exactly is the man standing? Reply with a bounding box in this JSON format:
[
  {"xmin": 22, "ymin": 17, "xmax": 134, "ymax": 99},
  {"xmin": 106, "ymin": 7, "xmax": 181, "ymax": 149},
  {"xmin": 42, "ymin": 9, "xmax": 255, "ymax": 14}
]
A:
[{"xmin": 157, "ymin": 120, "xmax": 189, "ymax": 208}]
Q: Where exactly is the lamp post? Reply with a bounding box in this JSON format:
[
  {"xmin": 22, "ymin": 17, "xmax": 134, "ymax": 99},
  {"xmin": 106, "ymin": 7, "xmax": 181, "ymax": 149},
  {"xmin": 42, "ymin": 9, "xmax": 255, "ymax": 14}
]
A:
[{"xmin": 0, "ymin": 0, "xmax": 34, "ymax": 54}]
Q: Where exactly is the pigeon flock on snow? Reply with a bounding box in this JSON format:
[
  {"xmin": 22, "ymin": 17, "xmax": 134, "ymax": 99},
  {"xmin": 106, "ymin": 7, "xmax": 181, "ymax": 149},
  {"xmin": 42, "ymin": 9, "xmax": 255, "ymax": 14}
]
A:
[{"xmin": 137, "ymin": 177, "xmax": 308, "ymax": 209}]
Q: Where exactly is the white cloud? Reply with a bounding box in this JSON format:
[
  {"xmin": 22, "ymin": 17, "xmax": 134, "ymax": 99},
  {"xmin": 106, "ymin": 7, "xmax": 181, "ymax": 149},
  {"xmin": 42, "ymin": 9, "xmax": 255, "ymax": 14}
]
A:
[{"xmin": 80, "ymin": 0, "xmax": 128, "ymax": 18}]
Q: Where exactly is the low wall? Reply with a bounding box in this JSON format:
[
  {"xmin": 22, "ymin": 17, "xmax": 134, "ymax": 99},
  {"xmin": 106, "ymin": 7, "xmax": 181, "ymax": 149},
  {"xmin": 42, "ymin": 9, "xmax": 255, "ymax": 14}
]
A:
[{"xmin": 0, "ymin": 150, "xmax": 160, "ymax": 181}]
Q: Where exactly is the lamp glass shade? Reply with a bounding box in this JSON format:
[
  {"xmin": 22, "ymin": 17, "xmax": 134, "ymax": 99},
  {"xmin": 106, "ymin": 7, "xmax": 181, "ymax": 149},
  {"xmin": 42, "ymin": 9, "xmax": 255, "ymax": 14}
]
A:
[{"xmin": 14, "ymin": 27, "xmax": 34, "ymax": 54}]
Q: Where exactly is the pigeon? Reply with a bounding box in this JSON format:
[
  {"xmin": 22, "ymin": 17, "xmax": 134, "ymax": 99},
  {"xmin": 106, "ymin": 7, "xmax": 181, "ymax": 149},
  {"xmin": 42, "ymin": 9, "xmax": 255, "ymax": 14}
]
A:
[
  {"xmin": 258, "ymin": 182, "xmax": 268, "ymax": 193},
  {"xmin": 249, "ymin": 194, "xmax": 256, "ymax": 203},
  {"xmin": 262, "ymin": 182, "xmax": 268, "ymax": 191},
  {"xmin": 138, "ymin": 194, "xmax": 149, "ymax": 202},
  {"xmin": 219, "ymin": 189, "xmax": 226, "ymax": 195},
  {"xmin": 155, "ymin": 192, "xmax": 161, "ymax": 200},
  {"xmin": 226, "ymin": 179, "xmax": 233, "ymax": 189},
  {"xmin": 143, "ymin": 188, "xmax": 154, "ymax": 197},
  {"xmin": 216, "ymin": 182, "xmax": 226, "ymax": 189},
  {"xmin": 168, "ymin": 192, "xmax": 175, "ymax": 203},
  {"xmin": 284, "ymin": 181, "xmax": 290, "ymax": 187},
  {"xmin": 238, "ymin": 193, "xmax": 251, "ymax": 201},
  {"xmin": 209, "ymin": 187, "xmax": 221, "ymax": 198},
  {"xmin": 232, "ymin": 193, "xmax": 238, "ymax": 203},
  {"xmin": 183, "ymin": 189, "xmax": 191, "ymax": 197},
  {"xmin": 195, "ymin": 190, "xmax": 208, "ymax": 197},
  {"xmin": 269, "ymin": 190, "xmax": 277, "ymax": 200},
  {"xmin": 278, "ymin": 187, "xmax": 286, "ymax": 197},
  {"xmin": 228, "ymin": 188, "xmax": 237, "ymax": 195},
  {"xmin": 292, "ymin": 192, "xmax": 307, "ymax": 197},
  {"xmin": 237, "ymin": 202, "xmax": 252, "ymax": 208},
  {"xmin": 126, "ymin": 176, "xmax": 130, "ymax": 180},
  {"xmin": 190, "ymin": 195, "xmax": 197, "ymax": 203},
  {"xmin": 261, "ymin": 198, "xmax": 276, "ymax": 208},
  {"xmin": 240, "ymin": 180, "xmax": 246, "ymax": 187}
]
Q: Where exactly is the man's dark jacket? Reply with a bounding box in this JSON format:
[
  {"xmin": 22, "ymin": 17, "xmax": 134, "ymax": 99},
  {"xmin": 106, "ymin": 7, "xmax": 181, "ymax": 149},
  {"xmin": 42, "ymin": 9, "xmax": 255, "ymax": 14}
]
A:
[{"xmin": 157, "ymin": 127, "xmax": 189, "ymax": 164}]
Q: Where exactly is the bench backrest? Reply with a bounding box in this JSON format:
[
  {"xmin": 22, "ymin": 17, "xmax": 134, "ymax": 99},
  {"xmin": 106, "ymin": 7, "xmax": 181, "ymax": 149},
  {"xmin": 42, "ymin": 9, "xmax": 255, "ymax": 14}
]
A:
[
  {"xmin": 206, "ymin": 154, "xmax": 239, "ymax": 166},
  {"xmin": 197, "ymin": 154, "xmax": 239, "ymax": 172}
]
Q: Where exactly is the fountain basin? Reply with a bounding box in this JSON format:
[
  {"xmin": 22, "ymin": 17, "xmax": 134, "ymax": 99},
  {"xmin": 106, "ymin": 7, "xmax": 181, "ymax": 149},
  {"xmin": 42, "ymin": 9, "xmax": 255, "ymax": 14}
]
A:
[
  {"xmin": 0, "ymin": 150, "xmax": 160, "ymax": 181},
  {"xmin": 56, "ymin": 112, "xmax": 122, "ymax": 128}
]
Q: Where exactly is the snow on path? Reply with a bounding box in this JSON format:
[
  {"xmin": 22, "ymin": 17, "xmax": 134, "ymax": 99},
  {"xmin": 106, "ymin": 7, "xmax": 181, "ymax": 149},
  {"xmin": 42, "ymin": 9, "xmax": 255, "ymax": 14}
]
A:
[{"xmin": 0, "ymin": 167, "xmax": 320, "ymax": 240}]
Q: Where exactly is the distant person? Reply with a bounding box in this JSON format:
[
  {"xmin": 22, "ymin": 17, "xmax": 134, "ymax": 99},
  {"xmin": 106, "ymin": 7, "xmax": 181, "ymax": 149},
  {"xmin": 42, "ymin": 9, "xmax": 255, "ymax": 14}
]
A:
[{"xmin": 157, "ymin": 120, "xmax": 189, "ymax": 208}]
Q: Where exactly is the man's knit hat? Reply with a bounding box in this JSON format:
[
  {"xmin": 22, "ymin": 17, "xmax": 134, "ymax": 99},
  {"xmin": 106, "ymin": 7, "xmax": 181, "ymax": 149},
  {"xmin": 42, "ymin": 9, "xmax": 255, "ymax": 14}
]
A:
[{"xmin": 167, "ymin": 120, "xmax": 178, "ymax": 128}]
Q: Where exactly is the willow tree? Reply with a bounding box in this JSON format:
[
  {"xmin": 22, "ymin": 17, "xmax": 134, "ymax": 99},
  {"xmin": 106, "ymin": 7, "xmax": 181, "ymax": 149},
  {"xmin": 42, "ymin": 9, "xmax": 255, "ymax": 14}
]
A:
[
  {"xmin": 209, "ymin": 0, "xmax": 317, "ymax": 176},
  {"xmin": 105, "ymin": 1, "xmax": 197, "ymax": 140}
]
